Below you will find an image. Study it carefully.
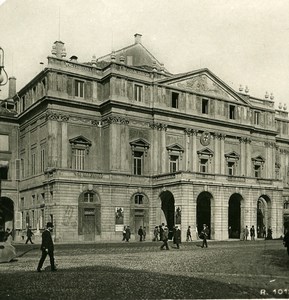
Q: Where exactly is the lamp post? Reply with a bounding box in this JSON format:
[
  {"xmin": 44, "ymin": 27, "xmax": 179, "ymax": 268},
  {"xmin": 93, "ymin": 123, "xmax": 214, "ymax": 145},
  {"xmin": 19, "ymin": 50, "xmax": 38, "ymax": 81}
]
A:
[{"xmin": 0, "ymin": 47, "xmax": 8, "ymax": 87}]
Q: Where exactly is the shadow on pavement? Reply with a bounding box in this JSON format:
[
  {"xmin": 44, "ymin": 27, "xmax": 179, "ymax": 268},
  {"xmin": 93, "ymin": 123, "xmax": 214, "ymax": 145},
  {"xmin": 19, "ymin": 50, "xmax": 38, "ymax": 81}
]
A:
[{"xmin": 0, "ymin": 264, "xmax": 266, "ymax": 299}]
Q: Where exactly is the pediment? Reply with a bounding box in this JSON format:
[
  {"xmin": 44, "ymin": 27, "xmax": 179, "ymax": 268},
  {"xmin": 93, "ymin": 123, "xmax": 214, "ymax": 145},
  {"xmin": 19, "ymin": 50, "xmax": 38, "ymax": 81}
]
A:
[
  {"xmin": 69, "ymin": 135, "xmax": 92, "ymax": 146},
  {"xmin": 197, "ymin": 147, "xmax": 214, "ymax": 156},
  {"xmin": 129, "ymin": 138, "xmax": 150, "ymax": 148},
  {"xmin": 158, "ymin": 69, "xmax": 250, "ymax": 105},
  {"xmin": 225, "ymin": 151, "xmax": 240, "ymax": 160},
  {"xmin": 252, "ymin": 155, "xmax": 265, "ymax": 163},
  {"xmin": 166, "ymin": 143, "xmax": 185, "ymax": 152}
]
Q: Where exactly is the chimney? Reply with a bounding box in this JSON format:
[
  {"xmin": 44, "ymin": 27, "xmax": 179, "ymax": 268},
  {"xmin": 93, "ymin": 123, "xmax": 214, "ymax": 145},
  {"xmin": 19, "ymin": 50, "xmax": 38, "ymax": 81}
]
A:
[
  {"xmin": 8, "ymin": 76, "xmax": 16, "ymax": 98},
  {"xmin": 51, "ymin": 41, "xmax": 66, "ymax": 58},
  {"xmin": 134, "ymin": 33, "xmax": 142, "ymax": 44}
]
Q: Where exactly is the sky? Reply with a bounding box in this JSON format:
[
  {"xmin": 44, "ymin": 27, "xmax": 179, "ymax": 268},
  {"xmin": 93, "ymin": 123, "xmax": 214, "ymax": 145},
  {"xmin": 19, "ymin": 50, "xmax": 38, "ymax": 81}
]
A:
[{"xmin": 1, "ymin": 0, "xmax": 289, "ymax": 109}]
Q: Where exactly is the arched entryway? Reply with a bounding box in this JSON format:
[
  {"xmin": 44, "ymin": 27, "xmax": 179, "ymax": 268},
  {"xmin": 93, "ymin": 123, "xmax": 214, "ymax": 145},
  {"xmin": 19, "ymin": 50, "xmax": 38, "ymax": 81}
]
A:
[
  {"xmin": 159, "ymin": 191, "xmax": 175, "ymax": 235},
  {"xmin": 0, "ymin": 197, "xmax": 14, "ymax": 241},
  {"xmin": 196, "ymin": 192, "xmax": 212, "ymax": 238},
  {"xmin": 78, "ymin": 190, "xmax": 101, "ymax": 241},
  {"xmin": 257, "ymin": 195, "xmax": 271, "ymax": 238},
  {"xmin": 228, "ymin": 194, "xmax": 242, "ymax": 238}
]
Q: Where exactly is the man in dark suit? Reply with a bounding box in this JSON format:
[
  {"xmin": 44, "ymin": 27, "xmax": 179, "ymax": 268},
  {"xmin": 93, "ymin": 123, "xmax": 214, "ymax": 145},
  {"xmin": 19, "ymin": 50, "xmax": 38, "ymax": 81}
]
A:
[{"xmin": 37, "ymin": 222, "xmax": 56, "ymax": 272}]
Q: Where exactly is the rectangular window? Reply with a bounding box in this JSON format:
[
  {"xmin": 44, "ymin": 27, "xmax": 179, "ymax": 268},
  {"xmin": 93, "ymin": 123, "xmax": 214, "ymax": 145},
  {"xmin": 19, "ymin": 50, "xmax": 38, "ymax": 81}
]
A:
[
  {"xmin": 0, "ymin": 135, "xmax": 9, "ymax": 151},
  {"xmin": 21, "ymin": 197, "xmax": 25, "ymax": 209},
  {"xmin": 74, "ymin": 149, "xmax": 85, "ymax": 170},
  {"xmin": 228, "ymin": 161, "xmax": 235, "ymax": 176},
  {"xmin": 32, "ymin": 195, "xmax": 35, "ymax": 207},
  {"xmin": 171, "ymin": 92, "xmax": 179, "ymax": 108},
  {"xmin": 169, "ymin": 155, "xmax": 179, "ymax": 173},
  {"xmin": 254, "ymin": 111, "xmax": 260, "ymax": 125},
  {"xmin": 75, "ymin": 80, "xmax": 84, "ymax": 98},
  {"xmin": 254, "ymin": 165, "xmax": 261, "ymax": 178},
  {"xmin": 40, "ymin": 148, "xmax": 45, "ymax": 172},
  {"xmin": 229, "ymin": 105, "xmax": 236, "ymax": 120},
  {"xmin": 0, "ymin": 160, "xmax": 9, "ymax": 180},
  {"xmin": 133, "ymin": 151, "xmax": 143, "ymax": 175},
  {"xmin": 21, "ymin": 158, "xmax": 25, "ymax": 178},
  {"xmin": 200, "ymin": 158, "xmax": 208, "ymax": 173},
  {"xmin": 134, "ymin": 85, "xmax": 143, "ymax": 102},
  {"xmin": 202, "ymin": 99, "xmax": 209, "ymax": 114},
  {"xmin": 31, "ymin": 153, "xmax": 36, "ymax": 175}
]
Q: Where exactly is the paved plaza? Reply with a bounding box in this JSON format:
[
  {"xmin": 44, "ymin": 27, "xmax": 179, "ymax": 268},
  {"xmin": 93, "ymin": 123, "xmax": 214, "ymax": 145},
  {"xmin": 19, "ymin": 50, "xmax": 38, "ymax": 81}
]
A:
[{"xmin": 0, "ymin": 239, "xmax": 288, "ymax": 299}]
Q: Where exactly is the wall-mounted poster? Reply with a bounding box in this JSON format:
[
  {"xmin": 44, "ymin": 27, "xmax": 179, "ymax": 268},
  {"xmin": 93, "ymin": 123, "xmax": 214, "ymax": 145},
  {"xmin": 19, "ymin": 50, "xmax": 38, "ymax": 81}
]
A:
[
  {"xmin": 175, "ymin": 206, "xmax": 182, "ymax": 224},
  {"xmin": 115, "ymin": 207, "xmax": 124, "ymax": 225}
]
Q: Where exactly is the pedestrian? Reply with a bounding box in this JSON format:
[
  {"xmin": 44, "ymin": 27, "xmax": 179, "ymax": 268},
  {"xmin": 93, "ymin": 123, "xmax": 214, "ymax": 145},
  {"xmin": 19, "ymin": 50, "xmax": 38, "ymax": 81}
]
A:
[
  {"xmin": 174, "ymin": 226, "xmax": 181, "ymax": 249},
  {"xmin": 125, "ymin": 225, "xmax": 131, "ymax": 242},
  {"xmin": 25, "ymin": 226, "xmax": 34, "ymax": 244},
  {"xmin": 160, "ymin": 226, "xmax": 169, "ymax": 250},
  {"xmin": 122, "ymin": 226, "xmax": 126, "ymax": 241},
  {"xmin": 283, "ymin": 229, "xmax": 289, "ymax": 256},
  {"xmin": 159, "ymin": 223, "xmax": 165, "ymax": 242},
  {"xmin": 186, "ymin": 226, "xmax": 192, "ymax": 242},
  {"xmin": 263, "ymin": 226, "xmax": 267, "ymax": 239},
  {"xmin": 228, "ymin": 226, "xmax": 232, "ymax": 238},
  {"xmin": 3, "ymin": 228, "xmax": 12, "ymax": 242},
  {"xmin": 37, "ymin": 222, "xmax": 57, "ymax": 272},
  {"xmin": 242, "ymin": 226, "xmax": 249, "ymax": 241},
  {"xmin": 138, "ymin": 226, "xmax": 144, "ymax": 241},
  {"xmin": 143, "ymin": 226, "xmax": 146, "ymax": 241},
  {"xmin": 200, "ymin": 224, "xmax": 209, "ymax": 248},
  {"xmin": 267, "ymin": 226, "xmax": 273, "ymax": 240},
  {"xmin": 250, "ymin": 225, "xmax": 255, "ymax": 241},
  {"xmin": 153, "ymin": 226, "xmax": 159, "ymax": 241}
]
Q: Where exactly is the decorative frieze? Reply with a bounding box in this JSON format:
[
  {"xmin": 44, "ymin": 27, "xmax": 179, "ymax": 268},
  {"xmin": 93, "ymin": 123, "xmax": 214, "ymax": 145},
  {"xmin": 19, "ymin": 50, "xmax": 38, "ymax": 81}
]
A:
[
  {"xmin": 45, "ymin": 111, "xmax": 69, "ymax": 122},
  {"xmin": 264, "ymin": 141, "xmax": 276, "ymax": 148},
  {"xmin": 105, "ymin": 115, "xmax": 130, "ymax": 125},
  {"xmin": 184, "ymin": 128, "xmax": 198, "ymax": 136},
  {"xmin": 149, "ymin": 122, "xmax": 167, "ymax": 131},
  {"xmin": 239, "ymin": 137, "xmax": 251, "ymax": 144}
]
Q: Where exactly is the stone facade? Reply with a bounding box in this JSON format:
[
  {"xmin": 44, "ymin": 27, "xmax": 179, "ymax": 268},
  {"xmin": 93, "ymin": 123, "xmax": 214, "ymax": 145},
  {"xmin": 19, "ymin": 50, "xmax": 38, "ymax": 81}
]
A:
[{"xmin": 0, "ymin": 34, "xmax": 288, "ymax": 242}]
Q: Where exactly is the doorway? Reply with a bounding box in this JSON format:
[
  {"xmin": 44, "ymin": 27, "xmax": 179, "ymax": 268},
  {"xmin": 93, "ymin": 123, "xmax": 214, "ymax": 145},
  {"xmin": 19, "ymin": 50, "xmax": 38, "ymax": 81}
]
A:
[
  {"xmin": 196, "ymin": 192, "xmax": 211, "ymax": 238},
  {"xmin": 228, "ymin": 194, "xmax": 241, "ymax": 238}
]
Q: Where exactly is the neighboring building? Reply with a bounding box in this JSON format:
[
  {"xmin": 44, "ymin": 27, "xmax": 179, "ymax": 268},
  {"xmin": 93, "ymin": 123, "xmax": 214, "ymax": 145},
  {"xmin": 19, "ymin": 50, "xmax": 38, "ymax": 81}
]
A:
[{"xmin": 0, "ymin": 34, "xmax": 288, "ymax": 242}]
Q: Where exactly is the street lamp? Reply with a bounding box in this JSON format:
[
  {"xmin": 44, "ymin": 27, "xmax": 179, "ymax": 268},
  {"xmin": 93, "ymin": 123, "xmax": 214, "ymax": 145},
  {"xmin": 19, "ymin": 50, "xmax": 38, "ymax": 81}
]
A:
[{"xmin": 0, "ymin": 47, "xmax": 8, "ymax": 86}]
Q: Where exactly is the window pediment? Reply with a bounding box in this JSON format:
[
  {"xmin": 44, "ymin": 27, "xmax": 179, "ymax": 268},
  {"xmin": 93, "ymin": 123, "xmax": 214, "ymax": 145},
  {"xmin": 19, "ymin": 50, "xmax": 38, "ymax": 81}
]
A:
[
  {"xmin": 166, "ymin": 143, "xmax": 184, "ymax": 153},
  {"xmin": 252, "ymin": 155, "xmax": 265, "ymax": 164},
  {"xmin": 130, "ymin": 138, "xmax": 150, "ymax": 156},
  {"xmin": 197, "ymin": 147, "xmax": 214, "ymax": 157},
  {"xmin": 69, "ymin": 135, "xmax": 92, "ymax": 147},
  {"xmin": 225, "ymin": 151, "xmax": 240, "ymax": 161}
]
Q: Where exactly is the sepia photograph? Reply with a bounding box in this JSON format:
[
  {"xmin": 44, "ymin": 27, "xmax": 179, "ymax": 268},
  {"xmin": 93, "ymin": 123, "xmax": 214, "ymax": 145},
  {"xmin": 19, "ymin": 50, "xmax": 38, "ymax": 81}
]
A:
[{"xmin": 0, "ymin": 0, "xmax": 289, "ymax": 299}]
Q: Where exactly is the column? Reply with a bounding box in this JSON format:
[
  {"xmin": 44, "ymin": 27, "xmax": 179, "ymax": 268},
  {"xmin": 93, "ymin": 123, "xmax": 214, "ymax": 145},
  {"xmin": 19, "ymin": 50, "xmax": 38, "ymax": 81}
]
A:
[
  {"xmin": 214, "ymin": 133, "xmax": 220, "ymax": 174},
  {"xmin": 246, "ymin": 138, "xmax": 252, "ymax": 177},
  {"xmin": 192, "ymin": 129, "xmax": 198, "ymax": 172},
  {"xmin": 161, "ymin": 126, "xmax": 167, "ymax": 173},
  {"xmin": 184, "ymin": 129, "xmax": 191, "ymax": 171},
  {"xmin": 60, "ymin": 116, "xmax": 68, "ymax": 168},
  {"xmin": 220, "ymin": 134, "xmax": 226, "ymax": 174},
  {"xmin": 239, "ymin": 137, "xmax": 246, "ymax": 176}
]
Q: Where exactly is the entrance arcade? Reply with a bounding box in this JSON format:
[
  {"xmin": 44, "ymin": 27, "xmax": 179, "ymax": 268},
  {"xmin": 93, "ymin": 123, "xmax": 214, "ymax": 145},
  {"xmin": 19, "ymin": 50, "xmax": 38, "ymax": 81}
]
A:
[
  {"xmin": 159, "ymin": 191, "xmax": 175, "ymax": 238},
  {"xmin": 196, "ymin": 192, "xmax": 212, "ymax": 238},
  {"xmin": 228, "ymin": 194, "xmax": 242, "ymax": 238},
  {"xmin": 0, "ymin": 197, "xmax": 14, "ymax": 241},
  {"xmin": 257, "ymin": 195, "xmax": 271, "ymax": 238}
]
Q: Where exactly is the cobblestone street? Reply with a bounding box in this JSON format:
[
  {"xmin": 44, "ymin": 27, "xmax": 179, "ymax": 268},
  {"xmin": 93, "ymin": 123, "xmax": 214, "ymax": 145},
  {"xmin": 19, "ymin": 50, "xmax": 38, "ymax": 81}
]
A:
[{"xmin": 0, "ymin": 239, "xmax": 288, "ymax": 299}]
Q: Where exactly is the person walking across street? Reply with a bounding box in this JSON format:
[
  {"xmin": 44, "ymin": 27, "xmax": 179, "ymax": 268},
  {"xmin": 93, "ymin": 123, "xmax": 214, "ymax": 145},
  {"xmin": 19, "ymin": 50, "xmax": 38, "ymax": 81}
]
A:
[
  {"xmin": 138, "ymin": 226, "xmax": 144, "ymax": 241},
  {"xmin": 186, "ymin": 226, "xmax": 192, "ymax": 242},
  {"xmin": 160, "ymin": 226, "xmax": 169, "ymax": 250},
  {"xmin": 143, "ymin": 226, "xmax": 147, "ymax": 241},
  {"xmin": 37, "ymin": 222, "xmax": 56, "ymax": 272},
  {"xmin": 242, "ymin": 226, "xmax": 249, "ymax": 241},
  {"xmin": 25, "ymin": 226, "xmax": 34, "ymax": 244},
  {"xmin": 153, "ymin": 226, "xmax": 159, "ymax": 241},
  {"xmin": 174, "ymin": 226, "xmax": 181, "ymax": 249},
  {"xmin": 200, "ymin": 224, "xmax": 209, "ymax": 248},
  {"xmin": 250, "ymin": 225, "xmax": 255, "ymax": 241},
  {"xmin": 125, "ymin": 226, "xmax": 131, "ymax": 242}
]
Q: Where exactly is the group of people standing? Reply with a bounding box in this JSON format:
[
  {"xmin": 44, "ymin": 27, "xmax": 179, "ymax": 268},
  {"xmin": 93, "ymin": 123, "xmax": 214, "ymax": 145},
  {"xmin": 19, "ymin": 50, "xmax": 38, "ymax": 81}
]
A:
[{"xmin": 241, "ymin": 225, "xmax": 273, "ymax": 241}]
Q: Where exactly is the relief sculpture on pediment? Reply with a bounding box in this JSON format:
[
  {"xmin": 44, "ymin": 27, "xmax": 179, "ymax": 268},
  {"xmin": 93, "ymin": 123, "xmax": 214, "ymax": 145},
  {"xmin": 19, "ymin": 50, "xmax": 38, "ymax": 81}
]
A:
[{"xmin": 176, "ymin": 75, "xmax": 230, "ymax": 99}]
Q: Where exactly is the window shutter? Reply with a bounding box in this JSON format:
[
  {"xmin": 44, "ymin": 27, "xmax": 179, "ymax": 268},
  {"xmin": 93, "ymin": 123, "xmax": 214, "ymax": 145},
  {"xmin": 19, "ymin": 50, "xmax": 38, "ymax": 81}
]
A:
[
  {"xmin": 15, "ymin": 212, "xmax": 22, "ymax": 229},
  {"xmin": 15, "ymin": 159, "xmax": 21, "ymax": 180}
]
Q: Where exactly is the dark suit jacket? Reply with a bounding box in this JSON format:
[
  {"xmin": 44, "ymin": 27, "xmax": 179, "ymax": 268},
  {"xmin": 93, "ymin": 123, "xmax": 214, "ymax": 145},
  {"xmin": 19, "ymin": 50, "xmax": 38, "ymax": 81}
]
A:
[{"xmin": 41, "ymin": 229, "xmax": 54, "ymax": 252}]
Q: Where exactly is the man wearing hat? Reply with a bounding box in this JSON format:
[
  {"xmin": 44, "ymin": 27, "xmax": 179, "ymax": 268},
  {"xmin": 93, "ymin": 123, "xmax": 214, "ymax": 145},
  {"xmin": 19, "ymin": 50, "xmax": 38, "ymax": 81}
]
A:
[{"xmin": 37, "ymin": 222, "xmax": 57, "ymax": 272}]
